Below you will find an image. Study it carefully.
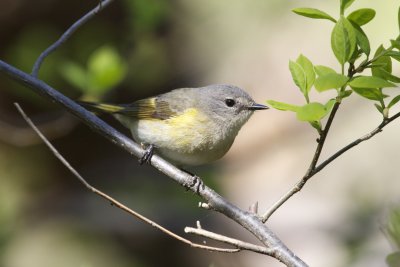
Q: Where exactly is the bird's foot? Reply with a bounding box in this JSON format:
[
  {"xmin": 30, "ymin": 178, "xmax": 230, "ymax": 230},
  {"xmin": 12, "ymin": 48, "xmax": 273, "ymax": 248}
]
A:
[{"xmin": 139, "ymin": 144, "xmax": 155, "ymax": 165}]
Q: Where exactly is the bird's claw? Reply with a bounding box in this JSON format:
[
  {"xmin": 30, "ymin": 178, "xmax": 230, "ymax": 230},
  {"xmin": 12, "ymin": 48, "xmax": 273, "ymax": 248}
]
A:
[{"xmin": 139, "ymin": 144, "xmax": 155, "ymax": 165}]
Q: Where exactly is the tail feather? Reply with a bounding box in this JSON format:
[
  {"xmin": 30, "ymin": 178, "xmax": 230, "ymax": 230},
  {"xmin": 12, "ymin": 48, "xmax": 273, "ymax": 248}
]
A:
[{"xmin": 77, "ymin": 101, "xmax": 125, "ymax": 114}]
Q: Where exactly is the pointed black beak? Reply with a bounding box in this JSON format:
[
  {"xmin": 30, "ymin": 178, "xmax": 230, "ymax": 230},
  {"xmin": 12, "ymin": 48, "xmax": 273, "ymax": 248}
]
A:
[{"xmin": 248, "ymin": 103, "xmax": 269, "ymax": 110}]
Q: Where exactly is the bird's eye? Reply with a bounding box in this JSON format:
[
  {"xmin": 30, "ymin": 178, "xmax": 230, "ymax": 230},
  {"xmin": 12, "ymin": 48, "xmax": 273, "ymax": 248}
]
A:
[{"xmin": 225, "ymin": 98, "xmax": 236, "ymax": 107}]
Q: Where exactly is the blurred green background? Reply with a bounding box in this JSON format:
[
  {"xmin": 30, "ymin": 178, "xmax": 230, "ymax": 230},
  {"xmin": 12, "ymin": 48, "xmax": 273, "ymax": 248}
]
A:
[{"xmin": 1, "ymin": 0, "xmax": 400, "ymax": 267}]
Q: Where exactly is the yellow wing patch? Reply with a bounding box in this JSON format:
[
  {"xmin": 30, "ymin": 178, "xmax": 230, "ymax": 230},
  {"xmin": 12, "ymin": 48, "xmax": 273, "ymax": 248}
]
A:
[
  {"xmin": 122, "ymin": 98, "xmax": 177, "ymax": 120},
  {"xmin": 79, "ymin": 98, "xmax": 178, "ymax": 120}
]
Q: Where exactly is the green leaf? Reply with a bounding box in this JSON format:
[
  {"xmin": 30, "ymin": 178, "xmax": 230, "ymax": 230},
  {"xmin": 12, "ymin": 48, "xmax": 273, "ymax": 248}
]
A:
[
  {"xmin": 387, "ymin": 252, "xmax": 400, "ymax": 267},
  {"xmin": 296, "ymin": 54, "xmax": 315, "ymax": 91},
  {"xmin": 389, "ymin": 95, "xmax": 400, "ymax": 108},
  {"xmin": 87, "ymin": 46, "xmax": 127, "ymax": 95},
  {"xmin": 59, "ymin": 61, "xmax": 87, "ymax": 91},
  {"xmin": 372, "ymin": 45, "xmax": 392, "ymax": 80},
  {"xmin": 331, "ymin": 16, "xmax": 357, "ymax": 65},
  {"xmin": 325, "ymin": 99, "xmax": 336, "ymax": 113},
  {"xmin": 374, "ymin": 103, "xmax": 384, "ymax": 113},
  {"xmin": 349, "ymin": 76, "xmax": 396, "ymax": 88},
  {"xmin": 314, "ymin": 73, "xmax": 349, "ymax": 92},
  {"xmin": 373, "ymin": 68, "xmax": 400, "ymax": 83},
  {"xmin": 385, "ymin": 50, "xmax": 400, "ymax": 62},
  {"xmin": 340, "ymin": 0, "xmax": 356, "ymax": 14},
  {"xmin": 351, "ymin": 22, "xmax": 370, "ymax": 55},
  {"xmin": 398, "ymin": 6, "xmax": 400, "ymax": 33},
  {"xmin": 387, "ymin": 207, "xmax": 400, "ymax": 248},
  {"xmin": 347, "ymin": 8, "xmax": 376, "ymax": 26},
  {"xmin": 292, "ymin": 8, "xmax": 336, "ymax": 22},
  {"xmin": 340, "ymin": 90, "xmax": 353, "ymax": 98},
  {"xmin": 352, "ymin": 87, "xmax": 387, "ymax": 101},
  {"xmin": 296, "ymin": 102, "xmax": 330, "ymax": 122},
  {"xmin": 289, "ymin": 60, "xmax": 307, "ymax": 95},
  {"xmin": 314, "ymin": 65, "xmax": 336, "ymax": 76},
  {"xmin": 391, "ymin": 39, "xmax": 400, "ymax": 50},
  {"xmin": 266, "ymin": 100, "xmax": 299, "ymax": 112}
]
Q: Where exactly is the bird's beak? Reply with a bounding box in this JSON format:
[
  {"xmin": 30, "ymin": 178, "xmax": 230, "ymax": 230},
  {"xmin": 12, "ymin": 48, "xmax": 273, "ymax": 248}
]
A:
[{"xmin": 248, "ymin": 103, "xmax": 269, "ymax": 110}]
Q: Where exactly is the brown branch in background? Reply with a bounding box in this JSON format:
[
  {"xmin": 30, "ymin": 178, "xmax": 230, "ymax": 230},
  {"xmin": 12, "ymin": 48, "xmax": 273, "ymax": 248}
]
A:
[{"xmin": 14, "ymin": 102, "xmax": 240, "ymax": 254}]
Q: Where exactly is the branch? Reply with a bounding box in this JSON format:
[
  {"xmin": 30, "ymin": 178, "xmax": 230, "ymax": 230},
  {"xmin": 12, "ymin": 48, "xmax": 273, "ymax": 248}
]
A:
[
  {"xmin": 263, "ymin": 112, "xmax": 400, "ymax": 221},
  {"xmin": 185, "ymin": 221, "xmax": 273, "ymax": 256},
  {"xmin": 262, "ymin": 101, "xmax": 341, "ymax": 221},
  {"xmin": 31, "ymin": 0, "xmax": 114, "ymax": 77},
  {"xmin": 0, "ymin": 60, "xmax": 307, "ymax": 267},
  {"xmin": 14, "ymin": 102, "xmax": 240, "ymax": 254}
]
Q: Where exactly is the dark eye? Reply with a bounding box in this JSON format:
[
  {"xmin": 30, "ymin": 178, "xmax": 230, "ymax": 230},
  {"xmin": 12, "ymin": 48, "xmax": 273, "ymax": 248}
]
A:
[{"xmin": 225, "ymin": 98, "xmax": 236, "ymax": 107}]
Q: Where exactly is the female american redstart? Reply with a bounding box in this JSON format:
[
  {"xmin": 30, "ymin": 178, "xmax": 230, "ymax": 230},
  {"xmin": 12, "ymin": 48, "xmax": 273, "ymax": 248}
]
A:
[{"xmin": 78, "ymin": 84, "xmax": 268, "ymax": 166}]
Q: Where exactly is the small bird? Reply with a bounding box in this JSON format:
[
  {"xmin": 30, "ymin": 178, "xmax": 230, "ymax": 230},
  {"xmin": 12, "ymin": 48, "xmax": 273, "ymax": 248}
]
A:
[{"xmin": 79, "ymin": 84, "xmax": 268, "ymax": 166}]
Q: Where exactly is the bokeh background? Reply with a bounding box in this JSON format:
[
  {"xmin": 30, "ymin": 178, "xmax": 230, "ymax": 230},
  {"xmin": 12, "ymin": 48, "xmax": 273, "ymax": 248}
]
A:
[{"xmin": 1, "ymin": 0, "xmax": 400, "ymax": 266}]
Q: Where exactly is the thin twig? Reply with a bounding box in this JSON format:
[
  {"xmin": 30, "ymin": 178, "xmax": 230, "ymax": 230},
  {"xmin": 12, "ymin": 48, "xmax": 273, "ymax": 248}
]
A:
[
  {"xmin": 262, "ymin": 112, "xmax": 400, "ymax": 221},
  {"xmin": 14, "ymin": 102, "xmax": 240, "ymax": 254},
  {"xmin": 262, "ymin": 101, "xmax": 341, "ymax": 222},
  {"xmin": 185, "ymin": 225, "xmax": 273, "ymax": 256},
  {"xmin": 31, "ymin": 0, "xmax": 114, "ymax": 77}
]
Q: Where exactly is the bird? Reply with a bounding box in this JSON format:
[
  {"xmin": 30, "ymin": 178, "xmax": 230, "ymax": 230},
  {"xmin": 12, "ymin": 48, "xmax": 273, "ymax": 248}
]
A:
[{"xmin": 78, "ymin": 84, "xmax": 268, "ymax": 166}]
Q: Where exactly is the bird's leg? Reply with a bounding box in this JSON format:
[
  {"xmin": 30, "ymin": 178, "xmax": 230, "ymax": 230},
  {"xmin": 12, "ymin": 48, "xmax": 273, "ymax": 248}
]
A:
[{"xmin": 139, "ymin": 143, "xmax": 155, "ymax": 165}]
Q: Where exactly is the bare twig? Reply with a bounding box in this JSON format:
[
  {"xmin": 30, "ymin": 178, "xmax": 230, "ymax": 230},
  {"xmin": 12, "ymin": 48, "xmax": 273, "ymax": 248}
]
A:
[
  {"xmin": 14, "ymin": 102, "xmax": 240, "ymax": 254},
  {"xmin": 262, "ymin": 101, "xmax": 341, "ymax": 222},
  {"xmin": 185, "ymin": 222, "xmax": 273, "ymax": 256},
  {"xmin": 31, "ymin": 0, "xmax": 114, "ymax": 77},
  {"xmin": 262, "ymin": 112, "xmax": 400, "ymax": 221}
]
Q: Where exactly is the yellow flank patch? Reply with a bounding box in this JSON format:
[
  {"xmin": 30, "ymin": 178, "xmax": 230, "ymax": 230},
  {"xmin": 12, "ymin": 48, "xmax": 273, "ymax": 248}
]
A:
[
  {"xmin": 167, "ymin": 108, "xmax": 199, "ymax": 126},
  {"xmin": 164, "ymin": 108, "xmax": 208, "ymax": 148}
]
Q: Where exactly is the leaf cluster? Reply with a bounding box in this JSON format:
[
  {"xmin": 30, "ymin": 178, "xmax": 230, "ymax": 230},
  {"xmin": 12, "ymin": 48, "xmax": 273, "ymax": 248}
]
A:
[
  {"xmin": 268, "ymin": 1, "xmax": 400, "ymax": 132},
  {"xmin": 60, "ymin": 45, "xmax": 127, "ymax": 97}
]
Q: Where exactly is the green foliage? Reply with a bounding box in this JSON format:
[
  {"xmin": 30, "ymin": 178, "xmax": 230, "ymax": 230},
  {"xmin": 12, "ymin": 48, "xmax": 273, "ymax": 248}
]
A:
[
  {"xmin": 269, "ymin": 0, "xmax": 400, "ymax": 133},
  {"xmin": 315, "ymin": 73, "xmax": 348, "ymax": 92},
  {"xmin": 351, "ymin": 22, "xmax": 370, "ymax": 55},
  {"xmin": 266, "ymin": 100, "xmax": 299, "ymax": 112},
  {"xmin": 331, "ymin": 16, "xmax": 357, "ymax": 65},
  {"xmin": 292, "ymin": 8, "xmax": 336, "ymax": 22},
  {"xmin": 340, "ymin": 0, "xmax": 356, "ymax": 15},
  {"xmin": 296, "ymin": 101, "xmax": 335, "ymax": 123},
  {"xmin": 347, "ymin": 8, "xmax": 375, "ymax": 26},
  {"xmin": 289, "ymin": 54, "xmax": 315, "ymax": 102},
  {"xmin": 386, "ymin": 207, "xmax": 400, "ymax": 267},
  {"xmin": 60, "ymin": 46, "xmax": 127, "ymax": 97},
  {"xmin": 349, "ymin": 76, "xmax": 395, "ymax": 89}
]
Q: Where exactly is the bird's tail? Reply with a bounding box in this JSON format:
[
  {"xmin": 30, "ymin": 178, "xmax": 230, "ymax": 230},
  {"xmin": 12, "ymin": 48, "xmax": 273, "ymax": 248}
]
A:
[{"xmin": 77, "ymin": 101, "xmax": 125, "ymax": 114}]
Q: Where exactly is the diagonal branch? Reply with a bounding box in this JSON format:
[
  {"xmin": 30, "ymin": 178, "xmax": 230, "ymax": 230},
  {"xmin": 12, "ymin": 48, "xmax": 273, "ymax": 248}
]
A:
[
  {"xmin": 0, "ymin": 60, "xmax": 307, "ymax": 267},
  {"xmin": 31, "ymin": 0, "xmax": 114, "ymax": 77},
  {"xmin": 14, "ymin": 102, "xmax": 240, "ymax": 254}
]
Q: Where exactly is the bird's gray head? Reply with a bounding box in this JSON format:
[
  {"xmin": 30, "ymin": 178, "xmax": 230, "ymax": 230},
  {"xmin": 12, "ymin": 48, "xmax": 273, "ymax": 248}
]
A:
[{"xmin": 196, "ymin": 84, "xmax": 268, "ymax": 132}]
